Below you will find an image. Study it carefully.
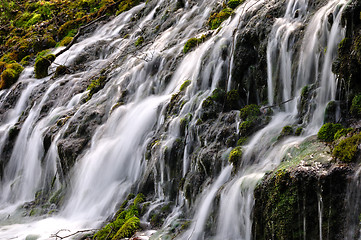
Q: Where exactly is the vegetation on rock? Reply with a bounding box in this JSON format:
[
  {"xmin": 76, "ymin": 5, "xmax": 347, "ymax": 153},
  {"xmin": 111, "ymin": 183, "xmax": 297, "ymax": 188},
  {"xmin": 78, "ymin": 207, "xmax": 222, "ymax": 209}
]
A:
[
  {"xmin": 350, "ymin": 94, "xmax": 361, "ymax": 117},
  {"xmin": 333, "ymin": 133, "xmax": 361, "ymax": 162},
  {"xmin": 34, "ymin": 54, "xmax": 55, "ymax": 79},
  {"xmin": 227, "ymin": 0, "xmax": 243, "ymax": 9},
  {"xmin": 208, "ymin": 7, "xmax": 233, "ymax": 30},
  {"xmin": 0, "ymin": 62, "xmax": 24, "ymax": 89},
  {"xmin": 183, "ymin": 35, "xmax": 205, "ymax": 54},
  {"xmin": 317, "ymin": 123, "xmax": 343, "ymax": 142},
  {"xmin": 86, "ymin": 76, "xmax": 107, "ymax": 101},
  {"xmin": 228, "ymin": 146, "xmax": 242, "ymax": 166},
  {"xmin": 93, "ymin": 193, "xmax": 145, "ymax": 240}
]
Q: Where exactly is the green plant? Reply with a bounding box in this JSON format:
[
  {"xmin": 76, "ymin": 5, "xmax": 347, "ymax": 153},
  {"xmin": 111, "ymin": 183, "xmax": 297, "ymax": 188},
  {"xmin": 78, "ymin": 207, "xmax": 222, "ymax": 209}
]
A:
[
  {"xmin": 350, "ymin": 94, "xmax": 361, "ymax": 117},
  {"xmin": 333, "ymin": 133, "xmax": 361, "ymax": 162},
  {"xmin": 295, "ymin": 127, "xmax": 303, "ymax": 136},
  {"xmin": 239, "ymin": 104, "xmax": 260, "ymax": 120},
  {"xmin": 334, "ymin": 128, "xmax": 353, "ymax": 140},
  {"xmin": 278, "ymin": 126, "xmax": 293, "ymax": 139},
  {"xmin": 180, "ymin": 80, "xmax": 191, "ymax": 91},
  {"xmin": 86, "ymin": 76, "xmax": 107, "ymax": 101},
  {"xmin": 34, "ymin": 54, "xmax": 55, "ymax": 79},
  {"xmin": 0, "ymin": 62, "xmax": 24, "ymax": 89},
  {"xmin": 227, "ymin": 0, "xmax": 243, "ymax": 9},
  {"xmin": 208, "ymin": 7, "xmax": 233, "ymax": 30},
  {"xmin": 229, "ymin": 146, "xmax": 242, "ymax": 165},
  {"xmin": 317, "ymin": 123, "xmax": 343, "ymax": 142},
  {"xmin": 135, "ymin": 36, "xmax": 144, "ymax": 46}
]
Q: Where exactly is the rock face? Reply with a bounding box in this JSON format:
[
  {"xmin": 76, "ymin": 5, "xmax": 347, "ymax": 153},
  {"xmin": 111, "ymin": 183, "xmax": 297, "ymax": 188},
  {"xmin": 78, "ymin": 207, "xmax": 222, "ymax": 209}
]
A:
[{"xmin": 253, "ymin": 136, "xmax": 353, "ymax": 239}]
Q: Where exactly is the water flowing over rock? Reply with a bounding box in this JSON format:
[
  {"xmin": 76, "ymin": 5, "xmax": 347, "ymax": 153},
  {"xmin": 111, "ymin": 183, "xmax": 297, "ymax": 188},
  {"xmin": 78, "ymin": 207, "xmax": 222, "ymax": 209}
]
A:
[{"xmin": 0, "ymin": 0, "xmax": 360, "ymax": 239}]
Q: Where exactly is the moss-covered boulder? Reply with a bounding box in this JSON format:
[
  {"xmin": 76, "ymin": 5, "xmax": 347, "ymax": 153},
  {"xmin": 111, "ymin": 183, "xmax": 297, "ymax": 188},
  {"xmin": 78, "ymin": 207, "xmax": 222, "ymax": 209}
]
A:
[
  {"xmin": 34, "ymin": 54, "xmax": 55, "ymax": 79},
  {"xmin": 0, "ymin": 62, "xmax": 24, "ymax": 89},
  {"xmin": 93, "ymin": 193, "xmax": 145, "ymax": 240},
  {"xmin": 317, "ymin": 123, "xmax": 343, "ymax": 142},
  {"xmin": 333, "ymin": 133, "xmax": 361, "ymax": 162},
  {"xmin": 253, "ymin": 136, "xmax": 352, "ymax": 239}
]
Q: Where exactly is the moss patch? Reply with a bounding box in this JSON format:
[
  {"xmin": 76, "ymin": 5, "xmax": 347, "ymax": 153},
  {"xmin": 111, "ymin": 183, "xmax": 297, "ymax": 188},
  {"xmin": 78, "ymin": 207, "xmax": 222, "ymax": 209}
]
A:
[
  {"xmin": 317, "ymin": 123, "xmax": 343, "ymax": 142},
  {"xmin": 94, "ymin": 193, "xmax": 145, "ymax": 240},
  {"xmin": 333, "ymin": 133, "xmax": 361, "ymax": 162},
  {"xmin": 0, "ymin": 62, "xmax": 24, "ymax": 89},
  {"xmin": 34, "ymin": 54, "xmax": 55, "ymax": 79},
  {"xmin": 183, "ymin": 35, "xmax": 205, "ymax": 54},
  {"xmin": 208, "ymin": 7, "xmax": 233, "ymax": 30}
]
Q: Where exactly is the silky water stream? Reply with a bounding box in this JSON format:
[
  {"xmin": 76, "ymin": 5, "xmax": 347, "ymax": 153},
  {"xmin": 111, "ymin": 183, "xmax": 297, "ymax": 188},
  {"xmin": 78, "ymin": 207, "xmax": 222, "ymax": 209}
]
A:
[{"xmin": 0, "ymin": 0, "xmax": 348, "ymax": 239}]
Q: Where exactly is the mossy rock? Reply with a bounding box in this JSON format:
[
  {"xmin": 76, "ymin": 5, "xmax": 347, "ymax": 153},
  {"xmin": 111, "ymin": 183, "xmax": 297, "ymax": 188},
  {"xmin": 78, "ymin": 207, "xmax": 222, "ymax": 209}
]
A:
[
  {"xmin": 333, "ymin": 133, "xmax": 361, "ymax": 162},
  {"xmin": 227, "ymin": 0, "xmax": 243, "ymax": 9},
  {"xmin": 94, "ymin": 193, "xmax": 145, "ymax": 240},
  {"xmin": 208, "ymin": 7, "xmax": 233, "ymax": 30},
  {"xmin": 225, "ymin": 89, "xmax": 240, "ymax": 110},
  {"xmin": 277, "ymin": 126, "xmax": 293, "ymax": 140},
  {"xmin": 112, "ymin": 216, "xmax": 140, "ymax": 239},
  {"xmin": 334, "ymin": 128, "xmax": 353, "ymax": 140},
  {"xmin": 183, "ymin": 35, "xmax": 205, "ymax": 54},
  {"xmin": 317, "ymin": 123, "xmax": 343, "ymax": 142},
  {"xmin": 0, "ymin": 62, "xmax": 24, "ymax": 89},
  {"xmin": 135, "ymin": 36, "xmax": 144, "ymax": 46},
  {"xmin": 34, "ymin": 54, "xmax": 55, "ymax": 79},
  {"xmin": 179, "ymin": 80, "xmax": 191, "ymax": 91},
  {"xmin": 350, "ymin": 94, "xmax": 361, "ymax": 117},
  {"xmin": 54, "ymin": 65, "xmax": 69, "ymax": 78},
  {"xmin": 239, "ymin": 104, "xmax": 261, "ymax": 120},
  {"xmin": 58, "ymin": 36, "xmax": 73, "ymax": 47},
  {"xmin": 86, "ymin": 76, "xmax": 107, "ymax": 101},
  {"xmin": 295, "ymin": 127, "xmax": 303, "ymax": 136},
  {"xmin": 228, "ymin": 146, "xmax": 242, "ymax": 166}
]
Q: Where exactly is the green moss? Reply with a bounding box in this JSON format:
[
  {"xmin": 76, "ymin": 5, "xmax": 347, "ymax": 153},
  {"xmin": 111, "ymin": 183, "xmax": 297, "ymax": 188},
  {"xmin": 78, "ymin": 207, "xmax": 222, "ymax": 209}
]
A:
[
  {"xmin": 227, "ymin": 0, "xmax": 243, "ymax": 9},
  {"xmin": 239, "ymin": 104, "xmax": 261, "ymax": 120},
  {"xmin": 208, "ymin": 7, "xmax": 233, "ymax": 30},
  {"xmin": 180, "ymin": 80, "xmax": 191, "ymax": 91},
  {"xmin": 34, "ymin": 54, "xmax": 55, "ymax": 79},
  {"xmin": 116, "ymin": 0, "xmax": 141, "ymax": 15},
  {"xmin": 295, "ymin": 127, "xmax": 303, "ymax": 136},
  {"xmin": 0, "ymin": 62, "xmax": 24, "ymax": 89},
  {"xmin": 317, "ymin": 123, "xmax": 343, "ymax": 142},
  {"xmin": 135, "ymin": 36, "xmax": 144, "ymax": 46},
  {"xmin": 225, "ymin": 89, "xmax": 240, "ymax": 110},
  {"xmin": 112, "ymin": 216, "xmax": 140, "ymax": 239},
  {"xmin": 58, "ymin": 19, "xmax": 83, "ymax": 39},
  {"xmin": 183, "ymin": 38, "xmax": 199, "ymax": 54},
  {"xmin": 20, "ymin": 55, "xmax": 31, "ymax": 66},
  {"xmin": 86, "ymin": 76, "xmax": 106, "ymax": 101},
  {"xmin": 0, "ymin": 69, "xmax": 17, "ymax": 89},
  {"xmin": 54, "ymin": 65, "xmax": 69, "ymax": 78},
  {"xmin": 94, "ymin": 193, "xmax": 145, "ymax": 239},
  {"xmin": 334, "ymin": 128, "xmax": 353, "ymax": 140},
  {"xmin": 239, "ymin": 120, "xmax": 254, "ymax": 136},
  {"xmin": 237, "ymin": 137, "xmax": 248, "ymax": 146},
  {"xmin": 228, "ymin": 146, "xmax": 242, "ymax": 166},
  {"xmin": 278, "ymin": 126, "xmax": 293, "ymax": 140},
  {"xmin": 333, "ymin": 133, "xmax": 361, "ymax": 162},
  {"xmin": 350, "ymin": 94, "xmax": 361, "ymax": 117},
  {"xmin": 133, "ymin": 193, "xmax": 145, "ymax": 206},
  {"xmin": 183, "ymin": 35, "xmax": 206, "ymax": 54},
  {"xmin": 58, "ymin": 36, "xmax": 73, "ymax": 47}
]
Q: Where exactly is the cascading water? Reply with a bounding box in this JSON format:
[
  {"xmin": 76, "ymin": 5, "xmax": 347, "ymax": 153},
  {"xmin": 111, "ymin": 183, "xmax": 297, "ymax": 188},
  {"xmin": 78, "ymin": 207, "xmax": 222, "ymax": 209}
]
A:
[{"xmin": 0, "ymin": 0, "xmax": 351, "ymax": 239}]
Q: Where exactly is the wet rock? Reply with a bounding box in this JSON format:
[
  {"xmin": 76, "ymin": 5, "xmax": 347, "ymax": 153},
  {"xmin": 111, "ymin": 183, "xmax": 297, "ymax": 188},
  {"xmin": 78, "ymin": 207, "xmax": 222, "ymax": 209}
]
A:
[{"xmin": 253, "ymin": 136, "xmax": 353, "ymax": 239}]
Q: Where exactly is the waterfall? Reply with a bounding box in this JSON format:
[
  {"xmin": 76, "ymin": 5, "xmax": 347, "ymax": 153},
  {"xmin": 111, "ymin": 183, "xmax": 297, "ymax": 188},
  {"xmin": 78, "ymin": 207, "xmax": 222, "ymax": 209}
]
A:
[{"xmin": 0, "ymin": 0, "xmax": 349, "ymax": 239}]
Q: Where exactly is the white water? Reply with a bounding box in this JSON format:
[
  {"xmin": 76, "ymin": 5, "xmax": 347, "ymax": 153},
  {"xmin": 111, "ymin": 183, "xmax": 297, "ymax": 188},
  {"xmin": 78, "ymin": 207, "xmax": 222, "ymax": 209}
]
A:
[{"xmin": 0, "ymin": 0, "xmax": 348, "ymax": 239}]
